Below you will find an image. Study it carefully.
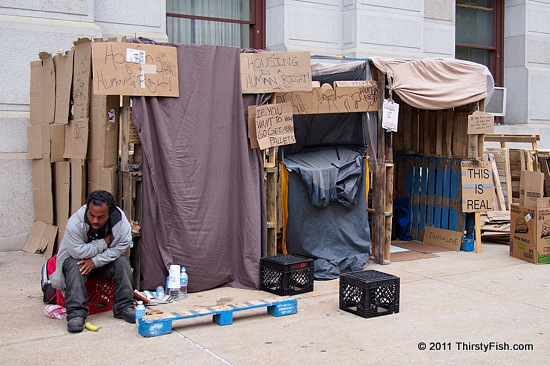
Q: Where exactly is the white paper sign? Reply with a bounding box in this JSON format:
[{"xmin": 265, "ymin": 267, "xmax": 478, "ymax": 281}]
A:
[
  {"xmin": 382, "ymin": 99, "xmax": 399, "ymax": 132},
  {"xmin": 126, "ymin": 48, "xmax": 145, "ymax": 64}
]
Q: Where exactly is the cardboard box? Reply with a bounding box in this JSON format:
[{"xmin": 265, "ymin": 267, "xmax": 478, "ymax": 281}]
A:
[
  {"xmin": 510, "ymin": 199, "xmax": 550, "ymax": 264},
  {"xmin": 40, "ymin": 52, "xmax": 56, "ymax": 124},
  {"xmin": 64, "ymin": 118, "xmax": 89, "ymax": 160},
  {"xmin": 71, "ymin": 158, "xmax": 87, "ymax": 215},
  {"xmin": 88, "ymin": 93, "xmax": 119, "ymax": 167},
  {"xmin": 88, "ymin": 160, "xmax": 117, "ymax": 195},
  {"xmin": 519, "ymin": 170, "xmax": 544, "ymax": 208},
  {"xmin": 50, "ymin": 124, "xmax": 66, "ymax": 162},
  {"xmin": 53, "ymin": 49, "xmax": 74, "ymax": 125},
  {"xmin": 23, "ymin": 221, "xmax": 57, "ymax": 255},
  {"xmin": 72, "ymin": 38, "xmax": 92, "ymax": 121},
  {"xmin": 54, "ymin": 161, "xmax": 70, "ymax": 253},
  {"xmin": 30, "ymin": 61, "xmax": 44, "ymax": 125},
  {"xmin": 32, "ymin": 158, "xmax": 54, "ymax": 225},
  {"xmin": 27, "ymin": 124, "xmax": 50, "ymax": 159}
]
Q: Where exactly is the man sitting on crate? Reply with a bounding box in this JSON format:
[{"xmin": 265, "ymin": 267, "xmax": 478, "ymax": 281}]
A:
[{"xmin": 50, "ymin": 190, "xmax": 136, "ymax": 332}]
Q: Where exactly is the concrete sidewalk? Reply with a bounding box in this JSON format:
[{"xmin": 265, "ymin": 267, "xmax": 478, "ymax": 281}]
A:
[{"xmin": 0, "ymin": 242, "xmax": 548, "ymax": 365}]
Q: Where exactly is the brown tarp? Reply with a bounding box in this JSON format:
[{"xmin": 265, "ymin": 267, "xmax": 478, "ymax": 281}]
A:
[
  {"xmin": 131, "ymin": 40, "xmax": 268, "ymax": 292},
  {"xmin": 372, "ymin": 57, "xmax": 492, "ymax": 110}
]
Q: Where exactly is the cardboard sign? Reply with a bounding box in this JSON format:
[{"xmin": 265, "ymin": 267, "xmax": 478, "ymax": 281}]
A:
[
  {"xmin": 274, "ymin": 80, "xmax": 378, "ymax": 114},
  {"xmin": 382, "ymin": 99, "xmax": 399, "ymax": 132},
  {"xmin": 64, "ymin": 118, "xmax": 89, "ymax": 160},
  {"xmin": 461, "ymin": 160, "xmax": 494, "ymax": 212},
  {"xmin": 92, "ymin": 42, "xmax": 179, "ymax": 97},
  {"xmin": 240, "ymin": 51, "xmax": 312, "ymax": 93},
  {"xmin": 467, "ymin": 111, "xmax": 494, "ymax": 134},
  {"xmin": 53, "ymin": 49, "xmax": 74, "ymax": 125},
  {"xmin": 248, "ymin": 103, "xmax": 295, "ymax": 150},
  {"xmin": 72, "ymin": 38, "xmax": 92, "ymax": 120},
  {"xmin": 423, "ymin": 226, "xmax": 463, "ymax": 251}
]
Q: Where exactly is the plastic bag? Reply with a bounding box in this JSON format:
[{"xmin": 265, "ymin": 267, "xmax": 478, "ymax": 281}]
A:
[{"xmin": 43, "ymin": 304, "xmax": 67, "ymax": 319}]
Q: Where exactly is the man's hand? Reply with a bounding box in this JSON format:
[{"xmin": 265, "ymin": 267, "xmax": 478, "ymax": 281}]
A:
[{"xmin": 78, "ymin": 258, "xmax": 96, "ymax": 275}]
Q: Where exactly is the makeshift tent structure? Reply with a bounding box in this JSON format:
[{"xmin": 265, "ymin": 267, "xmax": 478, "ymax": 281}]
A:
[
  {"xmin": 371, "ymin": 57, "xmax": 494, "ymax": 257},
  {"xmin": 131, "ymin": 40, "xmax": 271, "ymax": 292},
  {"xmin": 280, "ymin": 62, "xmax": 373, "ymax": 279}
]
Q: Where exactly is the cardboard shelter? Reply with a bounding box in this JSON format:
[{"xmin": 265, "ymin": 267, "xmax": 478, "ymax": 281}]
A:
[{"xmin": 26, "ymin": 37, "xmax": 500, "ymax": 295}]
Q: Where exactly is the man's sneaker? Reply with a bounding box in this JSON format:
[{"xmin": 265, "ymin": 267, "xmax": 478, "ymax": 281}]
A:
[
  {"xmin": 67, "ymin": 316, "xmax": 86, "ymax": 333},
  {"xmin": 114, "ymin": 307, "xmax": 136, "ymax": 323}
]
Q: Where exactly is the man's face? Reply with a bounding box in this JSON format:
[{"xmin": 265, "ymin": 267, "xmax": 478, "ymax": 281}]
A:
[{"xmin": 87, "ymin": 203, "xmax": 110, "ymax": 231}]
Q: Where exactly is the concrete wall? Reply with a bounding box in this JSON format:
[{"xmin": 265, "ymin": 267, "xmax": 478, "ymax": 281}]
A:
[
  {"xmin": 496, "ymin": 0, "xmax": 550, "ymax": 149},
  {"xmin": 267, "ymin": 0, "xmax": 455, "ymax": 58},
  {"xmin": 0, "ymin": 0, "xmax": 167, "ymax": 251}
]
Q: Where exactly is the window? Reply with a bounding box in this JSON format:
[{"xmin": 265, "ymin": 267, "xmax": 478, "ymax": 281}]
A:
[
  {"xmin": 166, "ymin": 0, "xmax": 265, "ymax": 49},
  {"xmin": 455, "ymin": 0, "xmax": 504, "ymax": 86}
]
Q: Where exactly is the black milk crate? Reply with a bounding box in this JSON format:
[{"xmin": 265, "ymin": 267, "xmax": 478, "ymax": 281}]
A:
[
  {"xmin": 339, "ymin": 270, "xmax": 400, "ymax": 318},
  {"xmin": 260, "ymin": 254, "xmax": 314, "ymax": 296}
]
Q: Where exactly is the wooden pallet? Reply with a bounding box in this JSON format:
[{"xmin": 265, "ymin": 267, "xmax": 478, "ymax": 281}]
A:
[{"xmin": 137, "ymin": 297, "xmax": 298, "ymax": 337}]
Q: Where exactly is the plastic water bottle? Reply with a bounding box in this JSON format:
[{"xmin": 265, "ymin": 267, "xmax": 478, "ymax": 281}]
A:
[
  {"xmin": 167, "ymin": 275, "xmax": 180, "ymax": 300},
  {"xmin": 135, "ymin": 301, "xmax": 146, "ymax": 329},
  {"xmin": 155, "ymin": 285, "xmax": 165, "ymax": 300},
  {"xmin": 179, "ymin": 267, "xmax": 188, "ymax": 300},
  {"xmin": 167, "ymin": 265, "xmax": 180, "ymax": 300}
]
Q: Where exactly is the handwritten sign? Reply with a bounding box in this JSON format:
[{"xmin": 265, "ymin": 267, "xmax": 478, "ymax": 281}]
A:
[
  {"xmin": 461, "ymin": 160, "xmax": 494, "ymax": 212},
  {"xmin": 423, "ymin": 226, "xmax": 463, "ymax": 250},
  {"xmin": 467, "ymin": 111, "xmax": 494, "ymax": 134},
  {"xmin": 240, "ymin": 51, "xmax": 312, "ymax": 94},
  {"xmin": 92, "ymin": 42, "xmax": 179, "ymax": 97},
  {"xmin": 274, "ymin": 81, "xmax": 378, "ymax": 114},
  {"xmin": 382, "ymin": 99, "xmax": 399, "ymax": 132},
  {"xmin": 72, "ymin": 38, "xmax": 92, "ymax": 120},
  {"xmin": 248, "ymin": 103, "xmax": 295, "ymax": 149}
]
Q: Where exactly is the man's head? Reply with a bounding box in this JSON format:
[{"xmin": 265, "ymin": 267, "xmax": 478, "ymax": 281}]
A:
[{"xmin": 86, "ymin": 191, "xmax": 117, "ymax": 231}]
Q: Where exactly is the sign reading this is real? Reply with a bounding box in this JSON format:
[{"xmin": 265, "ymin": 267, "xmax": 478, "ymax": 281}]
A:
[
  {"xmin": 248, "ymin": 103, "xmax": 295, "ymax": 150},
  {"xmin": 240, "ymin": 51, "xmax": 312, "ymax": 94},
  {"xmin": 461, "ymin": 160, "xmax": 494, "ymax": 212}
]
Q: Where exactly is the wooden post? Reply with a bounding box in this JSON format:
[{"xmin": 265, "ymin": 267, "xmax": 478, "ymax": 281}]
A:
[
  {"xmin": 384, "ymin": 163, "xmax": 394, "ymax": 264},
  {"xmin": 372, "ymin": 70, "xmax": 387, "ymax": 264}
]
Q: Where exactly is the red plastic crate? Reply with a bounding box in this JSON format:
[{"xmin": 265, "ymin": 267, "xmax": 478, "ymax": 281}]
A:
[{"xmin": 57, "ymin": 278, "xmax": 115, "ymax": 315}]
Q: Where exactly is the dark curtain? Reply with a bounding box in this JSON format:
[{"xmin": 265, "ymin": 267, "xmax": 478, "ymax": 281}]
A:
[{"xmin": 131, "ymin": 40, "xmax": 267, "ymax": 291}]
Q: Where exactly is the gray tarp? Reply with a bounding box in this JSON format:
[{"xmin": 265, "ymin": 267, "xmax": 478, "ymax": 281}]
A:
[
  {"xmin": 284, "ymin": 148, "xmax": 371, "ymax": 279},
  {"xmin": 131, "ymin": 40, "xmax": 267, "ymax": 292}
]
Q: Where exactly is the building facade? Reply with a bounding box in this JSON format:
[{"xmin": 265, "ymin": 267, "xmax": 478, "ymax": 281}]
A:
[{"xmin": 0, "ymin": 0, "xmax": 549, "ymax": 251}]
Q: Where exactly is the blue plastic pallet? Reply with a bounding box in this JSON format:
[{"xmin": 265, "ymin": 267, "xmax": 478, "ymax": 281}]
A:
[{"xmin": 137, "ymin": 297, "xmax": 298, "ymax": 337}]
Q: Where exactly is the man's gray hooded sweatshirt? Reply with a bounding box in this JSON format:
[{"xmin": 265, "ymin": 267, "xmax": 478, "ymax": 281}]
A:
[{"xmin": 50, "ymin": 204, "xmax": 132, "ymax": 290}]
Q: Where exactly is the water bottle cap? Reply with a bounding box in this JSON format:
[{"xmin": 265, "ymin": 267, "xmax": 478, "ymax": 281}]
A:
[
  {"xmin": 181, "ymin": 266, "xmax": 186, "ymax": 271},
  {"xmin": 137, "ymin": 301, "xmax": 143, "ymax": 305}
]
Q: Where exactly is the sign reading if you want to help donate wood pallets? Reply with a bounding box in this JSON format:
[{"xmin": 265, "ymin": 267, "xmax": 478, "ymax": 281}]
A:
[
  {"xmin": 248, "ymin": 103, "xmax": 295, "ymax": 150},
  {"xmin": 240, "ymin": 51, "xmax": 312, "ymax": 94},
  {"xmin": 461, "ymin": 160, "xmax": 494, "ymax": 212},
  {"xmin": 92, "ymin": 42, "xmax": 179, "ymax": 97}
]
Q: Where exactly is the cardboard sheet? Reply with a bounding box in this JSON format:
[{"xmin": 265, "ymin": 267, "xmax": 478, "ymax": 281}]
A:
[
  {"xmin": 241, "ymin": 51, "xmax": 312, "ymax": 93},
  {"xmin": 274, "ymin": 80, "xmax": 378, "ymax": 114},
  {"xmin": 92, "ymin": 42, "xmax": 179, "ymax": 97}
]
